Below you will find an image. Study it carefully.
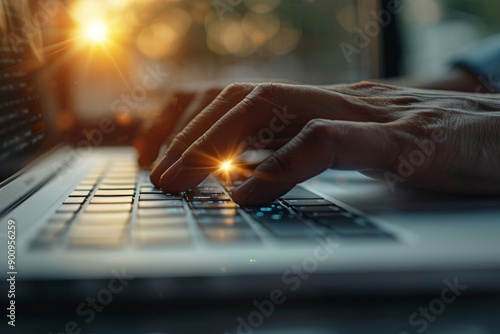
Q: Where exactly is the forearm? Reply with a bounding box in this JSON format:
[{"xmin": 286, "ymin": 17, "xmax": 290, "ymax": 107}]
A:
[
  {"xmin": 319, "ymin": 68, "xmax": 489, "ymax": 93},
  {"xmin": 395, "ymin": 67, "xmax": 491, "ymax": 93}
]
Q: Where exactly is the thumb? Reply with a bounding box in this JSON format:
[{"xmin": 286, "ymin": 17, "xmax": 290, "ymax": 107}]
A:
[{"xmin": 231, "ymin": 119, "xmax": 401, "ymax": 205}]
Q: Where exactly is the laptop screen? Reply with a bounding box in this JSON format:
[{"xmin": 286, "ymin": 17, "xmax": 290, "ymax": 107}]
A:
[{"xmin": 0, "ymin": 1, "xmax": 63, "ymax": 183}]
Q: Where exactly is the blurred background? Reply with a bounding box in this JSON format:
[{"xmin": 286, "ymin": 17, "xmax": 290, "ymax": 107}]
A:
[{"xmin": 36, "ymin": 0, "xmax": 500, "ymax": 139}]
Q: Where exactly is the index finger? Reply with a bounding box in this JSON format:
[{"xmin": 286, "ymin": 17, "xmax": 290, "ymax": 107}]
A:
[
  {"xmin": 149, "ymin": 83, "xmax": 256, "ymax": 186},
  {"xmin": 158, "ymin": 84, "xmax": 304, "ymax": 192}
]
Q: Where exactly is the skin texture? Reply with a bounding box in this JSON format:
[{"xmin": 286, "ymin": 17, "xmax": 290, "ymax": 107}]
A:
[
  {"xmin": 142, "ymin": 81, "xmax": 500, "ymax": 205},
  {"xmin": 135, "ymin": 69, "xmax": 480, "ymax": 168},
  {"xmin": 134, "ymin": 82, "xmax": 226, "ymax": 167}
]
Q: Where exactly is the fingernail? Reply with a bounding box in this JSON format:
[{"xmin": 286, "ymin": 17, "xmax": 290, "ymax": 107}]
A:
[
  {"xmin": 159, "ymin": 159, "xmax": 183, "ymax": 189},
  {"xmin": 231, "ymin": 177, "xmax": 256, "ymax": 203}
]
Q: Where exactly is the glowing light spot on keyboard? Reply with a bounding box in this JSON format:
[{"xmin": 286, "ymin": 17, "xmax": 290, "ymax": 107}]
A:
[{"xmin": 220, "ymin": 160, "xmax": 233, "ymax": 172}]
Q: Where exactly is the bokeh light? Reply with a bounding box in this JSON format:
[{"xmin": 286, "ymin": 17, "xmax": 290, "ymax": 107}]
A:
[
  {"xmin": 136, "ymin": 7, "xmax": 192, "ymax": 59},
  {"xmin": 244, "ymin": 0, "xmax": 281, "ymax": 14},
  {"xmin": 267, "ymin": 21, "xmax": 301, "ymax": 55},
  {"xmin": 137, "ymin": 23, "xmax": 179, "ymax": 59},
  {"xmin": 242, "ymin": 12, "xmax": 280, "ymax": 47}
]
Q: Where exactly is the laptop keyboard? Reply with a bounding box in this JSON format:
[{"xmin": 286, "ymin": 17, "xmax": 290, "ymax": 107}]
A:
[{"xmin": 30, "ymin": 158, "xmax": 395, "ymax": 250}]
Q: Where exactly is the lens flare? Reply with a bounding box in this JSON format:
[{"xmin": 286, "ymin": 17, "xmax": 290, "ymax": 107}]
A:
[
  {"xmin": 220, "ymin": 161, "xmax": 233, "ymax": 172},
  {"xmin": 84, "ymin": 22, "xmax": 108, "ymax": 43}
]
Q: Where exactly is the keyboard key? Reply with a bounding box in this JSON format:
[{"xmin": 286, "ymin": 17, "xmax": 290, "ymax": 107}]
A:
[
  {"xmin": 293, "ymin": 205, "xmax": 343, "ymax": 213},
  {"xmin": 139, "ymin": 200, "xmax": 183, "ymax": 209},
  {"xmin": 197, "ymin": 216, "xmax": 247, "ymax": 227},
  {"xmin": 190, "ymin": 201, "xmax": 237, "ymax": 209},
  {"xmin": 136, "ymin": 217, "xmax": 187, "ymax": 228},
  {"xmin": 90, "ymin": 196, "xmax": 133, "ymax": 204},
  {"xmin": 107, "ymin": 171, "xmax": 137, "ymax": 177},
  {"xmin": 283, "ymin": 199, "xmax": 334, "ymax": 207},
  {"xmin": 70, "ymin": 190, "xmax": 90, "ymax": 197},
  {"xmin": 95, "ymin": 190, "xmax": 135, "ymax": 197},
  {"xmin": 257, "ymin": 214, "xmax": 307, "ymax": 226},
  {"xmin": 186, "ymin": 194, "xmax": 231, "ymax": 201},
  {"xmin": 99, "ymin": 184, "xmax": 136, "ymax": 190},
  {"xmin": 139, "ymin": 193, "xmax": 183, "ymax": 200},
  {"xmin": 101, "ymin": 178, "xmax": 137, "ymax": 185},
  {"xmin": 192, "ymin": 187, "xmax": 225, "ymax": 194},
  {"xmin": 137, "ymin": 208, "xmax": 185, "ymax": 218},
  {"xmin": 244, "ymin": 204, "xmax": 286, "ymax": 215},
  {"xmin": 63, "ymin": 197, "xmax": 86, "ymax": 204},
  {"xmin": 304, "ymin": 212, "xmax": 350, "ymax": 219},
  {"xmin": 280, "ymin": 187, "xmax": 322, "ymax": 200},
  {"xmin": 78, "ymin": 212, "xmax": 130, "ymax": 225},
  {"xmin": 71, "ymin": 225, "xmax": 126, "ymax": 238},
  {"xmin": 86, "ymin": 204, "xmax": 132, "ymax": 213},
  {"xmin": 57, "ymin": 204, "xmax": 81, "ymax": 213},
  {"xmin": 140, "ymin": 187, "xmax": 164, "ymax": 194},
  {"xmin": 192, "ymin": 208, "xmax": 239, "ymax": 217}
]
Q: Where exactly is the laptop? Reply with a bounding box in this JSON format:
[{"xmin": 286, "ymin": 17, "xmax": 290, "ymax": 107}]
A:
[{"xmin": 2, "ymin": 1, "xmax": 500, "ymax": 329}]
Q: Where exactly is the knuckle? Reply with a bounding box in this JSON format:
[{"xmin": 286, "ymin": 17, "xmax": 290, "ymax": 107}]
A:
[
  {"xmin": 254, "ymin": 82, "xmax": 288, "ymax": 102},
  {"xmin": 304, "ymin": 119, "xmax": 337, "ymax": 143},
  {"xmin": 221, "ymin": 83, "xmax": 254, "ymax": 99},
  {"xmin": 254, "ymin": 82, "xmax": 273, "ymax": 95},
  {"xmin": 345, "ymin": 81, "xmax": 397, "ymax": 95},
  {"xmin": 247, "ymin": 84, "xmax": 273, "ymax": 106}
]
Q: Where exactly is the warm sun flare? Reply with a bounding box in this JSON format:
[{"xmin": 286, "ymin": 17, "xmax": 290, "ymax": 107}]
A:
[
  {"xmin": 220, "ymin": 161, "xmax": 233, "ymax": 172},
  {"xmin": 84, "ymin": 22, "xmax": 108, "ymax": 43}
]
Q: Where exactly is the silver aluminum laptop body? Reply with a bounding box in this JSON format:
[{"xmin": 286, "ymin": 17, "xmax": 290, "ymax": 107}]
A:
[
  {"xmin": 1, "ymin": 0, "xmax": 500, "ymax": 305},
  {"xmin": 2, "ymin": 146, "xmax": 500, "ymax": 301}
]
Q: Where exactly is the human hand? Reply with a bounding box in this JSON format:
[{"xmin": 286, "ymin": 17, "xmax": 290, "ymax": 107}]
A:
[
  {"xmin": 151, "ymin": 81, "xmax": 500, "ymax": 204},
  {"xmin": 134, "ymin": 78, "xmax": 294, "ymax": 167},
  {"xmin": 134, "ymin": 81, "xmax": 227, "ymax": 167}
]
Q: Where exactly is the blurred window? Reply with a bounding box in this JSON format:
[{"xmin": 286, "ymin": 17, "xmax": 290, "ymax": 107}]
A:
[
  {"xmin": 401, "ymin": 0, "xmax": 500, "ymax": 76},
  {"xmin": 59, "ymin": 0, "xmax": 376, "ymax": 121}
]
